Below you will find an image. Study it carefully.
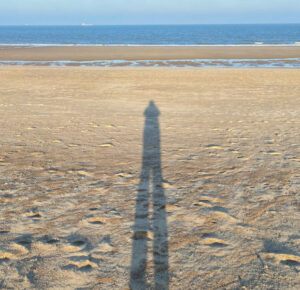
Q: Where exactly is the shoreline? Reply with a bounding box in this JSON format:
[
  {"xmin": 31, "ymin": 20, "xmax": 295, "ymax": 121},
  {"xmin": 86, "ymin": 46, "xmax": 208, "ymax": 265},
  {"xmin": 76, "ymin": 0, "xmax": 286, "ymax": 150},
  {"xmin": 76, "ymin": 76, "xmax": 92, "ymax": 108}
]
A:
[
  {"xmin": 0, "ymin": 59, "xmax": 300, "ymax": 68},
  {"xmin": 1, "ymin": 45, "xmax": 300, "ymax": 61}
]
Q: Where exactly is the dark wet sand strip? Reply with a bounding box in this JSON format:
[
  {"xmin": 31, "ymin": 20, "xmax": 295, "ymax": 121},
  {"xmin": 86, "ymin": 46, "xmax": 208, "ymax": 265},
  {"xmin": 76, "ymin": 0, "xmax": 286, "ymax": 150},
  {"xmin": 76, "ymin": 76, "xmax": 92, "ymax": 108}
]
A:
[{"xmin": 1, "ymin": 45, "xmax": 300, "ymax": 61}]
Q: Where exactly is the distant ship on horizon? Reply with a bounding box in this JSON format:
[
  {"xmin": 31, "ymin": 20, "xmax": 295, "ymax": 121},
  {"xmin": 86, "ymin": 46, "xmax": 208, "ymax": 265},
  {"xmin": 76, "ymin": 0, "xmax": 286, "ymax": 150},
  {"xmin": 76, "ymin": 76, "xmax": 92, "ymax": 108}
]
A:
[{"xmin": 81, "ymin": 22, "xmax": 93, "ymax": 26}]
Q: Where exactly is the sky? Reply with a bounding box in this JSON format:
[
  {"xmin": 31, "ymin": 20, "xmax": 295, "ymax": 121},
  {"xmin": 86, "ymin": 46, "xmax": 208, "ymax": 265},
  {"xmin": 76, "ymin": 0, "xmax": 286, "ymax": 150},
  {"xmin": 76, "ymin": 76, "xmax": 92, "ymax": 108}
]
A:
[{"xmin": 0, "ymin": 0, "xmax": 300, "ymax": 25}]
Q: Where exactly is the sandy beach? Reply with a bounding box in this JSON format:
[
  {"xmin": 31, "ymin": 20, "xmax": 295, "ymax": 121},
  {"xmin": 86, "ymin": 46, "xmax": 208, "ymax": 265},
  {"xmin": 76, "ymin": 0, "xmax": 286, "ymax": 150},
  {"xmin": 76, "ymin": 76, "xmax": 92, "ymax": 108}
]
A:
[
  {"xmin": 0, "ymin": 67, "xmax": 299, "ymax": 289},
  {"xmin": 1, "ymin": 45, "xmax": 300, "ymax": 61}
]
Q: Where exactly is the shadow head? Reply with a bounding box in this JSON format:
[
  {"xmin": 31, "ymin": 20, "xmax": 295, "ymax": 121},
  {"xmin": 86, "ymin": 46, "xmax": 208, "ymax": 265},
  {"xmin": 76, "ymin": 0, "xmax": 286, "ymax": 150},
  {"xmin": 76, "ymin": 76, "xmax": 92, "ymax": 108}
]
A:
[{"xmin": 144, "ymin": 100, "xmax": 160, "ymax": 118}]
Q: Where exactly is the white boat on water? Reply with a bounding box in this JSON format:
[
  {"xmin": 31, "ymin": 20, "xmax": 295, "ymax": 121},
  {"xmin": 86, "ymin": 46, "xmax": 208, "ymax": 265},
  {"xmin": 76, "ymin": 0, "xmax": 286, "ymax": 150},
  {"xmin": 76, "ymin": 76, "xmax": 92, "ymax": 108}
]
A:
[{"xmin": 81, "ymin": 22, "xmax": 93, "ymax": 26}]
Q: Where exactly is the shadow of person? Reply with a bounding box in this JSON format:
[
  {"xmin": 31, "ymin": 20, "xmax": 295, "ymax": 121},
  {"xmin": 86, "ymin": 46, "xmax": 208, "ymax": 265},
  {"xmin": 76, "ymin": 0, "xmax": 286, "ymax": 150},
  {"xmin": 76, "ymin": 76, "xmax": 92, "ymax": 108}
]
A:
[{"xmin": 130, "ymin": 101, "xmax": 169, "ymax": 290}]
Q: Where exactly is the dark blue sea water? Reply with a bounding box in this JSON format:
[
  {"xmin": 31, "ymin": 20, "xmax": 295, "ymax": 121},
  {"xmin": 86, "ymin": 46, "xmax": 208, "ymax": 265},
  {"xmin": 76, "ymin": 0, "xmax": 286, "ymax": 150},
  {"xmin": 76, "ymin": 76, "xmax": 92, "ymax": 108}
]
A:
[{"xmin": 0, "ymin": 24, "xmax": 300, "ymax": 45}]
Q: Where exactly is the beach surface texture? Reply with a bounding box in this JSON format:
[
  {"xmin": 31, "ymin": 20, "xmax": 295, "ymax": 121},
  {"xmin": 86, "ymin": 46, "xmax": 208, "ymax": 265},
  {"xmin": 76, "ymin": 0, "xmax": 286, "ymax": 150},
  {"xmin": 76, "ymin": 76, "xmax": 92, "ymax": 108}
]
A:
[{"xmin": 0, "ymin": 66, "xmax": 299, "ymax": 289}]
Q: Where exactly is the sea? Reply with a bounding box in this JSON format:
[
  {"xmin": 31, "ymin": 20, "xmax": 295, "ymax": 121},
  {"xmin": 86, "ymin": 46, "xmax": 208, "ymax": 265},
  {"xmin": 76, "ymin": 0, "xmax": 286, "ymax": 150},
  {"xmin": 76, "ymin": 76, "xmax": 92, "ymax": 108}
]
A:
[{"xmin": 1, "ymin": 24, "xmax": 300, "ymax": 68}]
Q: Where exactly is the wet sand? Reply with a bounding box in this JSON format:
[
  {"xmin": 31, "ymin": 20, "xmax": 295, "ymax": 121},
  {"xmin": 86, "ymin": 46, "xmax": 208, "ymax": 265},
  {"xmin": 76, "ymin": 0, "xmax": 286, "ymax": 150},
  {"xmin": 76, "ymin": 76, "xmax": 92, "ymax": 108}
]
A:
[
  {"xmin": 1, "ymin": 45, "xmax": 300, "ymax": 61},
  {"xmin": 0, "ymin": 67, "xmax": 299, "ymax": 289}
]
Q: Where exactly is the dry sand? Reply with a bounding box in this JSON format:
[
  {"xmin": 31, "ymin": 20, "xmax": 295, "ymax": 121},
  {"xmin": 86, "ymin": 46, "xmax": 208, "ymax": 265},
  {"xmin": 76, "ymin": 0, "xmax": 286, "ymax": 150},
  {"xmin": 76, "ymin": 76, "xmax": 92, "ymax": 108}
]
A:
[
  {"xmin": 1, "ymin": 45, "xmax": 300, "ymax": 61},
  {"xmin": 0, "ymin": 67, "xmax": 299, "ymax": 289}
]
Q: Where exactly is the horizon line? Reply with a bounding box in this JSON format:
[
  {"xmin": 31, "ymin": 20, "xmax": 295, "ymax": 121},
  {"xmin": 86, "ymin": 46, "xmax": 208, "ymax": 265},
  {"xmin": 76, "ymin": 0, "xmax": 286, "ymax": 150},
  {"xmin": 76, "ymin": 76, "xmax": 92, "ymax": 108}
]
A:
[{"xmin": 0, "ymin": 22, "xmax": 300, "ymax": 26}]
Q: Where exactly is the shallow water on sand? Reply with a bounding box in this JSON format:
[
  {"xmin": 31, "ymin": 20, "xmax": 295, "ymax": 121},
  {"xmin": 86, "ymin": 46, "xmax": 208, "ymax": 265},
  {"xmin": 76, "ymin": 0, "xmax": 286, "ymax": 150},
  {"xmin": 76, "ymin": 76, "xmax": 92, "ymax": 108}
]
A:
[{"xmin": 1, "ymin": 58, "xmax": 300, "ymax": 68}]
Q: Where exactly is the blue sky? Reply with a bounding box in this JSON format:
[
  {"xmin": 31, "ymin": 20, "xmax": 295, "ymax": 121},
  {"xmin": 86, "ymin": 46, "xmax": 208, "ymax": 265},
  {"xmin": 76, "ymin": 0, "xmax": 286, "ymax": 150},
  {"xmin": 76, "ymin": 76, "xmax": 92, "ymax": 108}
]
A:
[{"xmin": 0, "ymin": 0, "xmax": 299, "ymax": 25}]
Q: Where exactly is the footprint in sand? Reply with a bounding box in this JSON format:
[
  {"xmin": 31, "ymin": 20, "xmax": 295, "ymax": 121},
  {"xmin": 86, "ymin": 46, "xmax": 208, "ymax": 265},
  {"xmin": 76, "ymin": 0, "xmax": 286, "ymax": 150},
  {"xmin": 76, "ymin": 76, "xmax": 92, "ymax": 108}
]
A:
[
  {"xmin": 199, "ymin": 196, "xmax": 224, "ymax": 204},
  {"xmin": 206, "ymin": 144, "xmax": 224, "ymax": 150},
  {"xmin": 99, "ymin": 143, "xmax": 114, "ymax": 148},
  {"xmin": 88, "ymin": 207, "xmax": 99, "ymax": 211},
  {"xmin": 262, "ymin": 253, "xmax": 300, "ymax": 267},
  {"xmin": 104, "ymin": 124, "xmax": 116, "ymax": 128},
  {"xmin": 39, "ymin": 235, "xmax": 60, "ymax": 245},
  {"xmin": 24, "ymin": 209, "xmax": 42, "ymax": 220},
  {"xmin": 97, "ymin": 242, "xmax": 115, "ymax": 253},
  {"xmin": 9, "ymin": 242, "xmax": 29, "ymax": 256},
  {"xmin": 61, "ymin": 235, "xmax": 91, "ymax": 253},
  {"xmin": 264, "ymin": 150, "xmax": 282, "ymax": 156},
  {"xmin": 31, "ymin": 241, "xmax": 58, "ymax": 255},
  {"xmin": 1, "ymin": 240, "xmax": 30, "ymax": 262},
  {"xmin": 202, "ymin": 237, "xmax": 229, "ymax": 248},
  {"xmin": 162, "ymin": 181, "xmax": 174, "ymax": 189},
  {"xmin": 207, "ymin": 210, "xmax": 237, "ymax": 224},
  {"xmin": 67, "ymin": 170, "xmax": 94, "ymax": 177},
  {"xmin": 0, "ymin": 251, "xmax": 16, "ymax": 263},
  {"xmin": 193, "ymin": 195, "xmax": 225, "ymax": 209},
  {"xmin": 20, "ymin": 235, "xmax": 61, "ymax": 256},
  {"xmin": 87, "ymin": 217, "xmax": 107, "ymax": 225},
  {"xmin": 77, "ymin": 170, "xmax": 94, "ymax": 177},
  {"xmin": 63, "ymin": 258, "xmax": 97, "ymax": 272},
  {"xmin": 165, "ymin": 204, "xmax": 180, "ymax": 213},
  {"xmin": 52, "ymin": 139, "xmax": 63, "ymax": 144},
  {"xmin": 262, "ymin": 239, "xmax": 300, "ymax": 267},
  {"xmin": 193, "ymin": 200, "xmax": 213, "ymax": 208},
  {"xmin": 207, "ymin": 206, "xmax": 229, "ymax": 214},
  {"xmin": 132, "ymin": 230, "xmax": 154, "ymax": 241},
  {"xmin": 116, "ymin": 172, "xmax": 134, "ymax": 178},
  {"xmin": 15, "ymin": 235, "xmax": 32, "ymax": 249},
  {"xmin": 61, "ymin": 244, "xmax": 85, "ymax": 253},
  {"xmin": 25, "ymin": 212, "xmax": 42, "ymax": 219},
  {"xmin": 85, "ymin": 216, "xmax": 121, "ymax": 226},
  {"xmin": 91, "ymin": 236, "xmax": 116, "ymax": 261},
  {"xmin": 68, "ymin": 143, "xmax": 80, "ymax": 147}
]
